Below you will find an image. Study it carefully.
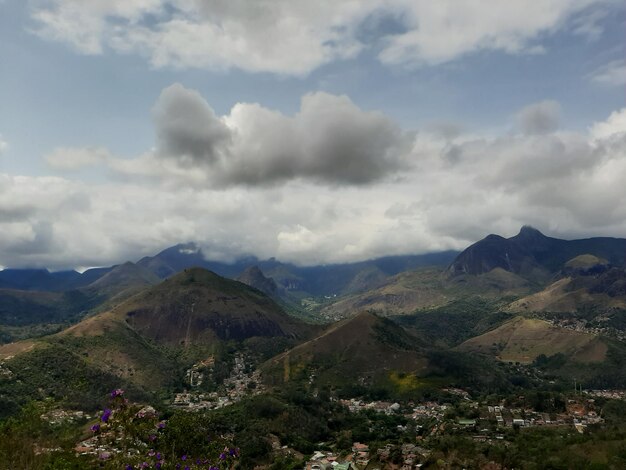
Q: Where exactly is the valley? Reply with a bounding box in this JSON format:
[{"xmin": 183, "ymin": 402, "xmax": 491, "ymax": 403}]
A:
[{"xmin": 1, "ymin": 227, "xmax": 626, "ymax": 468}]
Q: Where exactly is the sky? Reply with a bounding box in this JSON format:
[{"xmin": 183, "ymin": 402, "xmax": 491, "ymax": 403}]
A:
[{"xmin": 0, "ymin": 0, "xmax": 625, "ymax": 270}]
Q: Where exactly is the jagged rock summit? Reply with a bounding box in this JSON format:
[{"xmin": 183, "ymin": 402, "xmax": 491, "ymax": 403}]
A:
[{"xmin": 237, "ymin": 266, "xmax": 278, "ymax": 297}]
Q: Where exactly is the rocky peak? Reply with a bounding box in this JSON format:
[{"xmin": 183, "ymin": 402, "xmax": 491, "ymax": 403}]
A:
[{"xmin": 237, "ymin": 266, "xmax": 278, "ymax": 297}]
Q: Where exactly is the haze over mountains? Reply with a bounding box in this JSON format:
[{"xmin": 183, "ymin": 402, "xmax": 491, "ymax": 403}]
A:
[
  {"xmin": 1, "ymin": 226, "xmax": 626, "ymax": 329},
  {"xmin": 2, "ymin": 226, "xmax": 626, "ymax": 376}
]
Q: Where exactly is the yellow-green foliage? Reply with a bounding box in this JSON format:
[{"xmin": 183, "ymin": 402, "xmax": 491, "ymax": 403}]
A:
[{"xmin": 388, "ymin": 371, "xmax": 422, "ymax": 392}]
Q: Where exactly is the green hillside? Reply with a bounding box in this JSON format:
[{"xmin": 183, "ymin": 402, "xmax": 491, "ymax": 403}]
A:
[
  {"xmin": 0, "ymin": 268, "xmax": 318, "ymax": 415},
  {"xmin": 319, "ymin": 266, "xmax": 531, "ymax": 319}
]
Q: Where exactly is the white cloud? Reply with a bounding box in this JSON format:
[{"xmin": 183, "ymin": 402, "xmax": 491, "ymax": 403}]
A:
[
  {"xmin": 590, "ymin": 108, "xmax": 626, "ymax": 140},
  {"xmin": 591, "ymin": 59, "xmax": 626, "ymax": 87},
  {"xmin": 29, "ymin": 0, "xmax": 616, "ymax": 74},
  {"xmin": 0, "ymin": 93, "xmax": 620, "ymax": 269},
  {"xmin": 30, "ymin": 0, "xmax": 371, "ymax": 75},
  {"xmin": 45, "ymin": 146, "xmax": 112, "ymax": 170}
]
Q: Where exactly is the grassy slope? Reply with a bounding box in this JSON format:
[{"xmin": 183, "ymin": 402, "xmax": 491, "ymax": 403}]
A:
[
  {"xmin": 320, "ymin": 267, "xmax": 532, "ymax": 318},
  {"xmin": 507, "ymin": 276, "xmax": 626, "ymax": 314},
  {"xmin": 457, "ymin": 316, "xmax": 607, "ymax": 364}
]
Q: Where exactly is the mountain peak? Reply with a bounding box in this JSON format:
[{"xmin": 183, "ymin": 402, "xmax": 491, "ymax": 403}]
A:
[
  {"xmin": 509, "ymin": 225, "xmax": 552, "ymax": 254},
  {"xmin": 517, "ymin": 225, "xmax": 546, "ymax": 238},
  {"xmin": 237, "ymin": 266, "xmax": 278, "ymax": 297}
]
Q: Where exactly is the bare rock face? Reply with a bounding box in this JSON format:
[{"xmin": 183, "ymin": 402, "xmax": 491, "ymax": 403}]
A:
[{"xmin": 237, "ymin": 266, "xmax": 278, "ymax": 297}]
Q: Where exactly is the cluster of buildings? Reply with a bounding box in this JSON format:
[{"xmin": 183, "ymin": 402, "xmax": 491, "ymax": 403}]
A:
[
  {"xmin": 173, "ymin": 353, "xmax": 263, "ymax": 411},
  {"xmin": 305, "ymin": 442, "xmax": 431, "ymax": 470},
  {"xmin": 585, "ymin": 389, "xmax": 626, "ymax": 400},
  {"xmin": 377, "ymin": 443, "xmax": 428, "ymax": 470},
  {"xmin": 305, "ymin": 442, "xmax": 370, "ymax": 470},
  {"xmin": 480, "ymin": 400, "xmax": 604, "ymax": 434},
  {"xmin": 338, "ymin": 399, "xmax": 401, "ymax": 415},
  {"xmin": 40, "ymin": 409, "xmax": 90, "ymax": 425},
  {"xmin": 545, "ymin": 318, "xmax": 626, "ymax": 341},
  {"xmin": 185, "ymin": 355, "xmax": 215, "ymax": 387},
  {"xmin": 74, "ymin": 431, "xmax": 122, "ymax": 459},
  {"xmin": 410, "ymin": 402, "xmax": 449, "ymax": 422},
  {"xmin": 487, "ymin": 404, "xmax": 564, "ymax": 428}
]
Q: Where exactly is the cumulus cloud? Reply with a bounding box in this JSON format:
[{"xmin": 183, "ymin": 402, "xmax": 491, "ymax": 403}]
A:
[
  {"xmin": 131, "ymin": 84, "xmax": 411, "ymax": 186},
  {"xmin": 222, "ymin": 92, "xmax": 412, "ymax": 185},
  {"xmin": 153, "ymin": 84, "xmax": 231, "ymax": 166},
  {"xmin": 590, "ymin": 108, "xmax": 626, "ymax": 140},
  {"xmin": 29, "ymin": 0, "xmax": 616, "ymax": 74},
  {"xmin": 515, "ymin": 100, "xmax": 561, "ymax": 135},
  {"xmin": 0, "ymin": 135, "xmax": 7, "ymax": 154},
  {"xmin": 3, "ymin": 93, "xmax": 626, "ymax": 269},
  {"xmin": 591, "ymin": 59, "xmax": 626, "ymax": 87}
]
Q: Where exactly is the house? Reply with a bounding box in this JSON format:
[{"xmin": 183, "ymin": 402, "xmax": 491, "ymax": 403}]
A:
[
  {"xmin": 333, "ymin": 463, "xmax": 354, "ymax": 470},
  {"xmin": 352, "ymin": 442, "xmax": 369, "ymax": 453}
]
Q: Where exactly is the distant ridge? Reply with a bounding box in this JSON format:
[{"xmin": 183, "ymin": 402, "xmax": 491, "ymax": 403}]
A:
[
  {"xmin": 137, "ymin": 243, "xmax": 459, "ymax": 296},
  {"xmin": 448, "ymin": 226, "xmax": 626, "ymax": 277}
]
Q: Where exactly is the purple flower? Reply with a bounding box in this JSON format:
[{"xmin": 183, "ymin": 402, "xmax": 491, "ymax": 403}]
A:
[
  {"xmin": 229, "ymin": 448, "xmax": 238, "ymax": 457},
  {"xmin": 101, "ymin": 408, "xmax": 112, "ymax": 422},
  {"xmin": 157, "ymin": 421, "xmax": 166, "ymax": 429},
  {"xmin": 125, "ymin": 465, "xmax": 133, "ymax": 470},
  {"xmin": 140, "ymin": 463, "xmax": 149, "ymax": 469},
  {"xmin": 110, "ymin": 388, "xmax": 124, "ymax": 398},
  {"xmin": 90, "ymin": 424, "xmax": 100, "ymax": 432},
  {"xmin": 99, "ymin": 452, "xmax": 110, "ymax": 460},
  {"xmin": 148, "ymin": 434, "xmax": 157, "ymax": 441},
  {"xmin": 184, "ymin": 467, "xmax": 190, "ymax": 470},
  {"xmin": 219, "ymin": 452, "xmax": 226, "ymax": 460},
  {"xmin": 156, "ymin": 452, "xmax": 162, "ymax": 460},
  {"xmin": 155, "ymin": 464, "xmax": 161, "ymax": 470},
  {"xmin": 181, "ymin": 455, "xmax": 187, "ymax": 461}
]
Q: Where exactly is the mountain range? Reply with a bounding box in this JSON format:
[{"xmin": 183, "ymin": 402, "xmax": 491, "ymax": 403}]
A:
[{"xmin": 2, "ymin": 226, "xmax": 626, "ymax": 416}]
